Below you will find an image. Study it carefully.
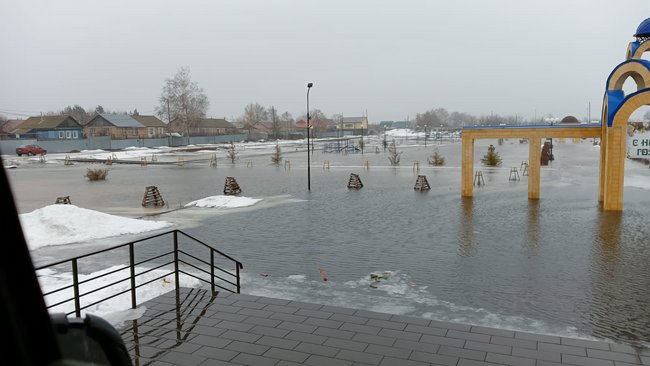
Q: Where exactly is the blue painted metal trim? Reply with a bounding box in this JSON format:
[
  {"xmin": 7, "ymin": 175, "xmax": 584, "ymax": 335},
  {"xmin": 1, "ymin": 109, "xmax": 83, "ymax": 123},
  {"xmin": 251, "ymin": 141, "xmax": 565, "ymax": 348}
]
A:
[
  {"xmin": 607, "ymin": 90, "xmax": 625, "ymax": 127},
  {"xmin": 605, "ymin": 59, "xmax": 650, "ymax": 90},
  {"xmin": 629, "ymin": 41, "xmax": 640, "ymax": 58},
  {"xmin": 608, "ymin": 88, "xmax": 650, "ymax": 127}
]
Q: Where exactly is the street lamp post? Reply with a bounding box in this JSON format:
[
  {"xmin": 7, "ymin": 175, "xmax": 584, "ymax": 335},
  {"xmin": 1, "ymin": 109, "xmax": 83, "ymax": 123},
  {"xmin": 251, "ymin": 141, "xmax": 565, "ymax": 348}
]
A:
[{"xmin": 307, "ymin": 82, "xmax": 313, "ymax": 191}]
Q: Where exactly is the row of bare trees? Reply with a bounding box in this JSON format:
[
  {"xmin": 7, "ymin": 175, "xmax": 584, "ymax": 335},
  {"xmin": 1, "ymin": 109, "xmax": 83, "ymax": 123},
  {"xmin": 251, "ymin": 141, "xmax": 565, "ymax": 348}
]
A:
[{"xmin": 23, "ymin": 66, "xmax": 622, "ymax": 134}]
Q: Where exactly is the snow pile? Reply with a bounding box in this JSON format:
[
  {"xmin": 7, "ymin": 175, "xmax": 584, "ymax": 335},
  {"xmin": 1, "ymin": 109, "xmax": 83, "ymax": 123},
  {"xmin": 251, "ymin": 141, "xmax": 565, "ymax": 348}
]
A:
[{"xmin": 19, "ymin": 204, "xmax": 172, "ymax": 250}]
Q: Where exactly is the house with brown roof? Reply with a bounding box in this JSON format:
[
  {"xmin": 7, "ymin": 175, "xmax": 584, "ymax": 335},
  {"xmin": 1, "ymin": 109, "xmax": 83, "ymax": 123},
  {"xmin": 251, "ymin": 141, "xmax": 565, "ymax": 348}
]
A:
[
  {"xmin": 1, "ymin": 119, "xmax": 24, "ymax": 138},
  {"xmin": 169, "ymin": 118, "xmax": 237, "ymax": 136},
  {"xmin": 84, "ymin": 114, "xmax": 147, "ymax": 139},
  {"xmin": 12, "ymin": 115, "xmax": 83, "ymax": 140},
  {"xmin": 132, "ymin": 115, "xmax": 168, "ymax": 138}
]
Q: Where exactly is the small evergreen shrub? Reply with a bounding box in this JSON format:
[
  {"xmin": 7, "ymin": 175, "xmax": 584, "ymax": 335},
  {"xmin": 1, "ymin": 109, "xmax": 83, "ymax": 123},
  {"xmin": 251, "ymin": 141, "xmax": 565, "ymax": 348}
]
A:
[{"xmin": 481, "ymin": 144, "xmax": 502, "ymax": 166}]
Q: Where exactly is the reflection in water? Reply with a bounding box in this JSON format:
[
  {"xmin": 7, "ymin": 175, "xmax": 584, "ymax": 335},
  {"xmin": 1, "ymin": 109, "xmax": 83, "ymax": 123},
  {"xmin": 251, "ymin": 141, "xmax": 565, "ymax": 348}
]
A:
[
  {"xmin": 526, "ymin": 200, "xmax": 539, "ymax": 251},
  {"xmin": 589, "ymin": 211, "xmax": 650, "ymax": 349},
  {"xmin": 122, "ymin": 288, "xmax": 216, "ymax": 366},
  {"xmin": 596, "ymin": 211, "xmax": 622, "ymax": 274},
  {"xmin": 458, "ymin": 197, "xmax": 475, "ymax": 257}
]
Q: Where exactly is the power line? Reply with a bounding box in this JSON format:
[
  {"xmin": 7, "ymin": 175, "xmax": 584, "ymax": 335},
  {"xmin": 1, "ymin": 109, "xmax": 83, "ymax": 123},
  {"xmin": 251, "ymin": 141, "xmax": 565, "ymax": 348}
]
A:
[{"xmin": 0, "ymin": 109, "xmax": 37, "ymax": 117}]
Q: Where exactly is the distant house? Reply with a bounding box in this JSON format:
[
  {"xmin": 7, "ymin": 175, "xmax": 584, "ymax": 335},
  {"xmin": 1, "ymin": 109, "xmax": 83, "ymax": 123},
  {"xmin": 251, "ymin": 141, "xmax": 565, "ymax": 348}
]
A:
[
  {"xmin": 132, "ymin": 115, "xmax": 168, "ymax": 138},
  {"xmin": 85, "ymin": 114, "xmax": 147, "ymax": 139},
  {"xmin": 341, "ymin": 116, "xmax": 368, "ymax": 134},
  {"xmin": 1, "ymin": 119, "xmax": 24, "ymax": 138},
  {"xmin": 170, "ymin": 118, "xmax": 236, "ymax": 136},
  {"xmin": 391, "ymin": 121, "xmax": 412, "ymax": 129},
  {"xmin": 12, "ymin": 115, "xmax": 83, "ymax": 140},
  {"xmin": 294, "ymin": 119, "xmax": 329, "ymax": 130}
]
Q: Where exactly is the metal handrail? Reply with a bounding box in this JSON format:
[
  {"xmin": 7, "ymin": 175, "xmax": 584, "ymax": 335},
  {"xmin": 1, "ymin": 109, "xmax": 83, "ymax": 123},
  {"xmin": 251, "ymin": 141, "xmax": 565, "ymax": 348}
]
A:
[{"xmin": 34, "ymin": 229, "xmax": 243, "ymax": 318}]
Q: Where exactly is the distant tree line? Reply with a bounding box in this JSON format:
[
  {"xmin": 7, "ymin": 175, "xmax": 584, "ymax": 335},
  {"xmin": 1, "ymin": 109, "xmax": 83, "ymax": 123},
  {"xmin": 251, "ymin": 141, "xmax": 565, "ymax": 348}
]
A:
[
  {"xmin": 415, "ymin": 108, "xmax": 534, "ymax": 129},
  {"xmin": 32, "ymin": 64, "xmax": 650, "ymax": 134},
  {"xmin": 42, "ymin": 105, "xmax": 140, "ymax": 125}
]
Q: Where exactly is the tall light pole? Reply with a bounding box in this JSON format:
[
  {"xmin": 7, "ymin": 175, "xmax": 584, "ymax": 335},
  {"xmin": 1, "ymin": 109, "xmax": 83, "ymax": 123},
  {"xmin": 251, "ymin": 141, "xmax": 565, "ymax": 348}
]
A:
[{"xmin": 307, "ymin": 82, "xmax": 313, "ymax": 191}]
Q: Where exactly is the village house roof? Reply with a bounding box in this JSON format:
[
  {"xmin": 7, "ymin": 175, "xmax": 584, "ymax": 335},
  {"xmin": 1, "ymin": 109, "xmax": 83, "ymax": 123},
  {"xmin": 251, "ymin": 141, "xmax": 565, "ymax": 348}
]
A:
[
  {"xmin": 132, "ymin": 115, "xmax": 166, "ymax": 127},
  {"xmin": 194, "ymin": 118, "xmax": 235, "ymax": 129},
  {"xmin": 1, "ymin": 119, "xmax": 25, "ymax": 134},
  {"xmin": 342, "ymin": 116, "xmax": 366, "ymax": 123},
  {"xmin": 89, "ymin": 114, "xmax": 144, "ymax": 128},
  {"xmin": 12, "ymin": 115, "xmax": 82, "ymax": 134}
]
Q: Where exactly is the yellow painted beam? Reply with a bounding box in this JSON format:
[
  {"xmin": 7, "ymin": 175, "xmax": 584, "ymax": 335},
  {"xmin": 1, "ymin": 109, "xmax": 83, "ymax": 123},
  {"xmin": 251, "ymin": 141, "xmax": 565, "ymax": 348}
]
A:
[{"xmin": 462, "ymin": 126, "xmax": 600, "ymax": 140}]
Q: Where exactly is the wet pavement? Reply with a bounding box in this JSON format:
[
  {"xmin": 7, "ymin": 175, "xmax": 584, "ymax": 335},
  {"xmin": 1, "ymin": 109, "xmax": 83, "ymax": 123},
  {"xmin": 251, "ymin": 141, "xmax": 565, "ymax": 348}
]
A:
[{"xmin": 120, "ymin": 287, "xmax": 650, "ymax": 366}]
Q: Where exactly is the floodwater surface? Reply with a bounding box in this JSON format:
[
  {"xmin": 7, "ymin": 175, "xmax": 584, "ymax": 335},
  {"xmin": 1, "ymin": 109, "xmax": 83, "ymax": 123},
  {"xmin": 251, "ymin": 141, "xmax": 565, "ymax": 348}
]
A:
[{"xmin": 6, "ymin": 138, "xmax": 650, "ymax": 347}]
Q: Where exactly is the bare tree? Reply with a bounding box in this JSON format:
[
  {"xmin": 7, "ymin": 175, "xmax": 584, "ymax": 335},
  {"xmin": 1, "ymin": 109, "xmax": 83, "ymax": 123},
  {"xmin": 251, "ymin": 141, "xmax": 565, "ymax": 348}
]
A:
[
  {"xmin": 61, "ymin": 105, "xmax": 93, "ymax": 124},
  {"xmin": 298, "ymin": 109, "xmax": 328, "ymax": 135},
  {"xmin": 387, "ymin": 140, "xmax": 401, "ymax": 166},
  {"xmin": 415, "ymin": 109, "xmax": 442, "ymax": 129},
  {"xmin": 434, "ymin": 108, "xmax": 450, "ymax": 126},
  {"xmin": 280, "ymin": 111, "xmax": 294, "ymax": 138},
  {"xmin": 269, "ymin": 106, "xmax": 280, "ymax": 138},
  {"xmin": 243, "ymin": 103, "xmax": 268, "ymax": 126},
  {"xmin": 156, "ymin": 67, "xmax": 209, "ymax": 135},
  {"xmin": 448, "ymin": 111, "xmax": 476, "ymax": 127}
]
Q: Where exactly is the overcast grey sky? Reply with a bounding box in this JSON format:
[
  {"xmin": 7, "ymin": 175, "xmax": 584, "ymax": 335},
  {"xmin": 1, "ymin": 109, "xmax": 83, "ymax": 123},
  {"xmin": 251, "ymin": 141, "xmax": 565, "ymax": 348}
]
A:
[{"xmin": 1, "ymin": 0, "xmax": 647, "ymax": 122}]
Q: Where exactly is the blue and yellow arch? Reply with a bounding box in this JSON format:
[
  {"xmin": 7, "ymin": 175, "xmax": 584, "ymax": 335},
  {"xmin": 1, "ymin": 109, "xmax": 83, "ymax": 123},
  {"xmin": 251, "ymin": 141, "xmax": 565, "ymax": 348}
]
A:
[{"xmin": 600, "ymin": 18, "xmax": 650, "ymax": 210}]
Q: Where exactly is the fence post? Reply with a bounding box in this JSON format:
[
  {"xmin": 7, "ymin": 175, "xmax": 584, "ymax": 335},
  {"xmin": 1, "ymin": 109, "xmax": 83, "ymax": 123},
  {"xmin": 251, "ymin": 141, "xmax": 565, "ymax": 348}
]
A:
[
  {"xmin": 173, "ymin": 231, "xmax": 180, "ymax": 293},
  {"xmin": 72, "ymin": 259, "xmax": 81, "ymax": 318},
  {"xmin": 210, "ymin": 251, "xmax": 215, "ymax": 295},
  {"xmin": 129, "ymin": 242, "xmax": 137, "ymax": 309},
  {"xmin": 236, "ymin": 263, "xmax": 241, "ymax": 294}
]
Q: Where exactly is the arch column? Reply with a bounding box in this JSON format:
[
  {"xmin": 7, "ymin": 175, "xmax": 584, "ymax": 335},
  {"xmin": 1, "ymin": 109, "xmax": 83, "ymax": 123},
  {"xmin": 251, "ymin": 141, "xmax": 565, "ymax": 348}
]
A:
[
  {"xmin": 461, "ymin": 135, "xmax": 474, "ymax": 197},
  {"xmin": 603, "ymin": 91, "xmax": 650, "ymax": 210},
  {"xmin": 603, "ymin": 125, "xmax": 626, "ymax": 210},
  {"xmin": 528, "ymin": 137, "xmax": 541, "ymax": 200},
  {"xmin": 598, "ymin": 115, "xmax": 608, "ymax": 203}
]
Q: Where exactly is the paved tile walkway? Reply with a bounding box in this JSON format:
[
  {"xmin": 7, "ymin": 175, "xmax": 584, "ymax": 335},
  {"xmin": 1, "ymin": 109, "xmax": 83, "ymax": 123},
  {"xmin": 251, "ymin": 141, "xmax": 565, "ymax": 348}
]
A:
[{"xmin": 119, "ymin": 288, "xmax": 649, "ymax": 366}]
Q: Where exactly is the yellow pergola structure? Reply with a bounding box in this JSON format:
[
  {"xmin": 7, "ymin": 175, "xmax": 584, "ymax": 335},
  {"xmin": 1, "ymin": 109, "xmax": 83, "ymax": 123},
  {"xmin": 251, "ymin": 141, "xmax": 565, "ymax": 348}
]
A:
[
  {"xmin": 461, "ymin": 18, "xmax": 650, "ymax": 211},
  {"xmin": 461, "ymin": 125, "xmax": 600, "ymax": 200}
]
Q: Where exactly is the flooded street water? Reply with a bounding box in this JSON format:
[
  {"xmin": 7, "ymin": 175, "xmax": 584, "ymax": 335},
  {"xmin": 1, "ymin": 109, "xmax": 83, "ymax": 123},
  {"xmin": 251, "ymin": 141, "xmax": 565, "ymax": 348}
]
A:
[{"xmin": 6, "ymin": 137, "xmax": 650, "ymax": 347}]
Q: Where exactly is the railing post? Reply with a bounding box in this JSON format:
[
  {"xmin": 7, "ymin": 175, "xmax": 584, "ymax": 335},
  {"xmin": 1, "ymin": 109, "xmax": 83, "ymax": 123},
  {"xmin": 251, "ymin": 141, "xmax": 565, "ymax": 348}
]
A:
[
  {"xmin": 236, "ymin": 263, "xmax": 241, "ymax": 294},
  {"xmin": 129, "ymin": 242, "xmax": 136, "ymax": 309},
  {"xmin": 72, "ymin": 259, "xmax": 81, "ymax": 318},
  {"xmin": 173, "ymin": 231, "xmax": 180, "ymax": 293},
  {"xmin": 210, "ymin": 250, "xmax": 215, "ymax": 295}
]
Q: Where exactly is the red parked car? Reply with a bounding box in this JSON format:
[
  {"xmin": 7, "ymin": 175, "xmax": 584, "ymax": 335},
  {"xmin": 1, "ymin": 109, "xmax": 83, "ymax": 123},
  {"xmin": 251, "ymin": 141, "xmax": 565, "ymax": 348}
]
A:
[{"xmin": 16, "ymin": 144, "xmax": 47, "ymax": 156}]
